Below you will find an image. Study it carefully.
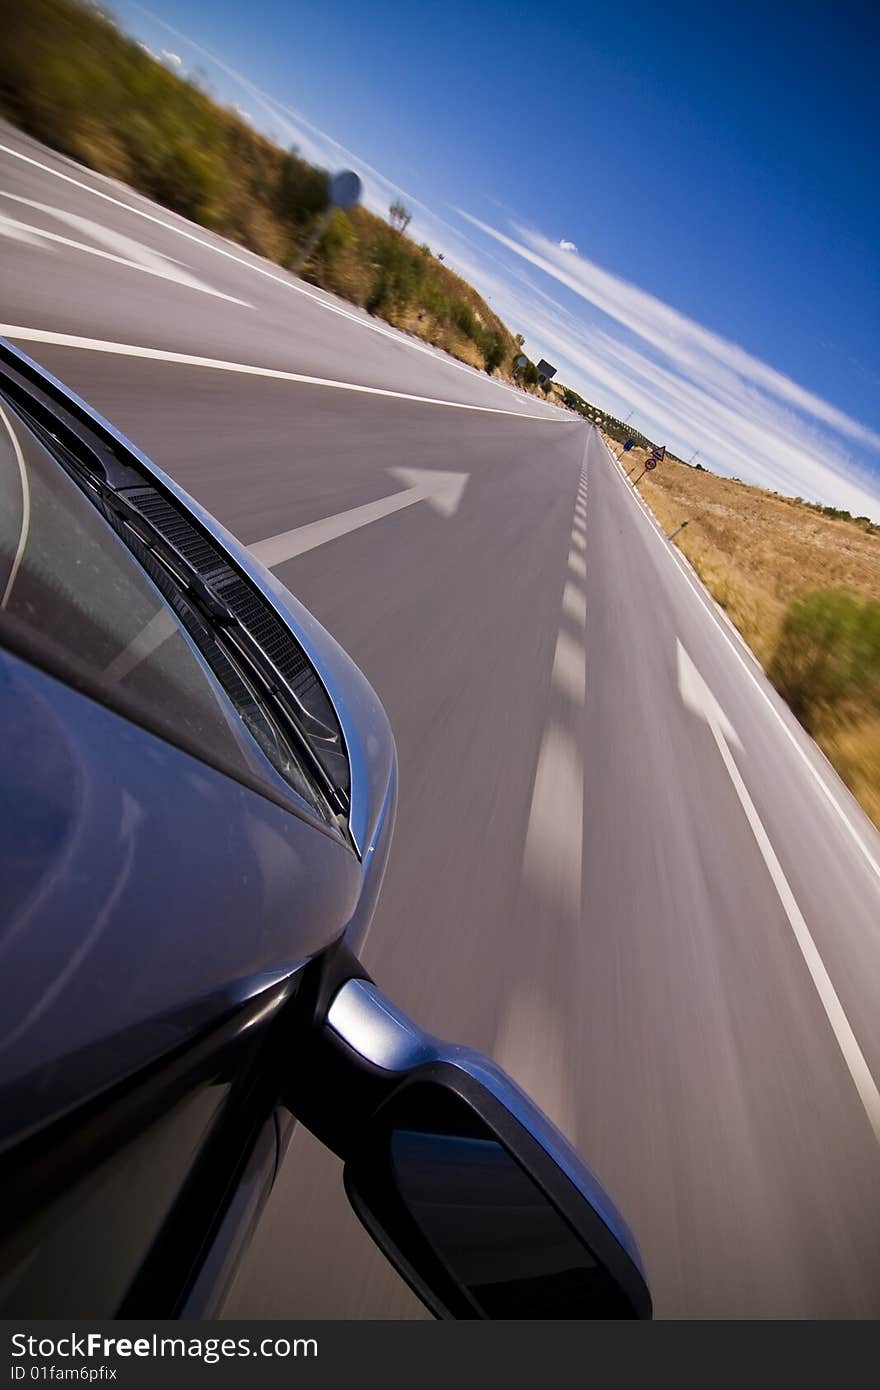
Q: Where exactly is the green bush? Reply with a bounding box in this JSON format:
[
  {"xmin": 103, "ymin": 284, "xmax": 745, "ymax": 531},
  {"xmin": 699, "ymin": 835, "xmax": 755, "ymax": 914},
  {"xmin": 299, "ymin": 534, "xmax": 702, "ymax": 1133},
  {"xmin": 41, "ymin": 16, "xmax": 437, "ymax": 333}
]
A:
[
  {"xmin": 769, "ymin": 590, "xmax": 880, "ymax": 727},
  {"xmin": 451, "ymin": 299, "xmax": 478, "ymax": 339},
  {"xmin": 317, "ymin": 209, "xmax": 355, "ymax": 267},
  {"xmin": 366, "ymin": 234, "xmax": 422, "ymax": 314},
  {"xmin": 419, "ymin": 279, "xmax": 450, "ymax": 319},
  {"xmin": 480, "ymin": 331, "xmax": 506, "ymax": 374}
]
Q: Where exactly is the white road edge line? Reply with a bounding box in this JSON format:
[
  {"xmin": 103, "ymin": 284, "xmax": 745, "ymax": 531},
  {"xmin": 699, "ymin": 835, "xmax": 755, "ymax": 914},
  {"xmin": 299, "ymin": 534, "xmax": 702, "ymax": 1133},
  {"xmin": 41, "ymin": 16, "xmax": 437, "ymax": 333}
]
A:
[
  {"xmin": 0, "ymin": 326, "xmax": 569, "ymax": 421},
  {"xmin": 598, "ymin": 431, "xmax": 880, "ymax": 887},
  {"xmin": 709, "ymin": 689, "xmax": 880, "ymax": 1146},
  {"xmin": 0, "ymin": 402, "xmax": 30, "ymax": 609},
  {"xmin": 0, "ymin": 139, "xmax": 564, "ymax": 417}
]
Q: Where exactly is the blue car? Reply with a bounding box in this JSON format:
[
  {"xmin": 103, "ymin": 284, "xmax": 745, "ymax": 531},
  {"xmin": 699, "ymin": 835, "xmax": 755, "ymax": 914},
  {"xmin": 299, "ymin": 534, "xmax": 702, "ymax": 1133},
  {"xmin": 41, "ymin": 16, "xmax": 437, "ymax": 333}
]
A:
[{"xmin": 0, "ymin": 339, "xmax": 651, "ymax": 1320}]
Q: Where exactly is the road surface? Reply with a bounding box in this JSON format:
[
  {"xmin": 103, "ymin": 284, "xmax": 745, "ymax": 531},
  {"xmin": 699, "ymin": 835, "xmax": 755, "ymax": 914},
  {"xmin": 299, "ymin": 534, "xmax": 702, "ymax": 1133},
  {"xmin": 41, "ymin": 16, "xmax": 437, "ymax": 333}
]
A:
[{"xmin": 2, "ymin": 123, "xmax": 880, "ymax": 1318}]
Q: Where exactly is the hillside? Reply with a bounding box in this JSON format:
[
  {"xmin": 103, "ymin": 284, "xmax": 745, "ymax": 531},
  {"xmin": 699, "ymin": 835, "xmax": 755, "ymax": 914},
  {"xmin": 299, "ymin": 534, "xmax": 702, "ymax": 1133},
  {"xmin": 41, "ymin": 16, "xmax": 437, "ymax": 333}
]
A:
[{"xmin": 0, "ymin": 0, "xmax": 527, "ymax": 379}]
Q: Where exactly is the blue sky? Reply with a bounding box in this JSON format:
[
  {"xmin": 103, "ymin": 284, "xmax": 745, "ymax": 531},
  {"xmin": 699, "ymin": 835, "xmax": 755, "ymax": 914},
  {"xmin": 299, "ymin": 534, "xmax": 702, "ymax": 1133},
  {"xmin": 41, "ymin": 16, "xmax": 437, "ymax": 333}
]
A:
[{"xmin": 112, "ymin": 0, "xmax": 880, "ymax": 516}]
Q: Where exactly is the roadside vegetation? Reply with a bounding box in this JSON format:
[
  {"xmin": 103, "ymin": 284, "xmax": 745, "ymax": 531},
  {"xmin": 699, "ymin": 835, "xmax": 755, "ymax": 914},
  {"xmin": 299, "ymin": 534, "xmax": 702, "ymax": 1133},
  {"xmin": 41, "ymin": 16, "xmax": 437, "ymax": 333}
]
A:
[
  {"xmin": 0, "ymin": 0, "xmax": 521, "ymax": 376},
  {"xmin": 605, "ymin": 437, "xmax": 880, "ymax": 826}
]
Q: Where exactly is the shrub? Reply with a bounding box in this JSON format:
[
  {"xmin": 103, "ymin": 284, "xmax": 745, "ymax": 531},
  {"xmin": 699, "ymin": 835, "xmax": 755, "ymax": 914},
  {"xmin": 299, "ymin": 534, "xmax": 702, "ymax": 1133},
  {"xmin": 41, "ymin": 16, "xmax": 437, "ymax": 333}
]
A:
[
  {"xmin": 480, "ymin": 331, "xmax": 505, "ymax": 374},
  {"xmin": 317, "ymin": 209, "xmax": 355, "ymax": 267},
  {"xmin": 451, "ymin": 299, "xmax": 478, "ymax": 339},
  {"xmin": 418, "ymin": 279, "xmax": 450, "ymax": 319},
  {"xmin": 366, "ymin": 234, "xmax": 422, "ymax": 314},
  {"xmin": 769, "ymin": 590, "xmax": 880, "ymax": 728}
]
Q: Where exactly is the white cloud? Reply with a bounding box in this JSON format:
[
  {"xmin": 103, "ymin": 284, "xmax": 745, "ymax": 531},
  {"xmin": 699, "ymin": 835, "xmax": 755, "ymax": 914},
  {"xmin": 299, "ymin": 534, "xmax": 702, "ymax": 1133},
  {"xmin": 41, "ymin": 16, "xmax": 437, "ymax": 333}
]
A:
[
  {"xmin": 161, "ymin": 50, "xmax": 182, "ymax": 66},
  {"xmin": 458, "ymin": 211, "xmax": 880, "ymax": 519},
  {"xmin": 461, "ymin": 213, "xmax": 880, "ymax": 455},
  {"xmin": 559, "ymin": 239, "xmax": 578, "ymax": 253}
]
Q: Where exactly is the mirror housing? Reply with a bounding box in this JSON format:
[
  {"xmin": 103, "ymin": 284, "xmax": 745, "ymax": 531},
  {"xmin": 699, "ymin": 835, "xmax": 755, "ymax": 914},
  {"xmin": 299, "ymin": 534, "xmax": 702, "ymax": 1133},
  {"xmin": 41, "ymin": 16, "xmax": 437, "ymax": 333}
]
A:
[{"xmin": 285, "ymin": 955, "xmax": 651, "ymax": 1319}]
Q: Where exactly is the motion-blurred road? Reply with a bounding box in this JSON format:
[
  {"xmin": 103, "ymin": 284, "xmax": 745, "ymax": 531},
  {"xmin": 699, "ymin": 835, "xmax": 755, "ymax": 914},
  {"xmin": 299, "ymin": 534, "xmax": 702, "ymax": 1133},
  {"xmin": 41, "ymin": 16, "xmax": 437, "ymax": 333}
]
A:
[{"xmin": 3, "ymin": 122, "xmax": 880, "ymax": 1317}]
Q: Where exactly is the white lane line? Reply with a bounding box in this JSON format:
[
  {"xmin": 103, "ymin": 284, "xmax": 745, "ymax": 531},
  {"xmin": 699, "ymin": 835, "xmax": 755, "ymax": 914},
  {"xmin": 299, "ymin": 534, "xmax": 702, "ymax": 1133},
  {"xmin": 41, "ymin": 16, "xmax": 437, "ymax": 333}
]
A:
[
  {"xmin": 522, "ymin": 720, "xmax": 583, "ymax": 917},
  {"xmin": 598, "ymin": 432, "xmax": 880, "ymax": 888},
  {"xmin": 0, "ymin": 403, "xmax": 29, "ymax": 609},
  {"xmin": 561, "ymin": 579, "xmax": 586, "ymax": 627},
  {"xmin": 497, "ymin": 464, "xmax": 589, "ymax": 1133},
  {"xmin": 694, "ymin": 678, "xmax": 880, "ymax": 1147},
  {"xmin": 552, "ymin": 627, "xmax": 586, "ymax": 705},
  {"xmin": 0, "ymin": 140, "xmax": 564, "ymax": 418},
  {"xmin": 0, "ymin": 327, "xmax": 567, "ymax": 422}
]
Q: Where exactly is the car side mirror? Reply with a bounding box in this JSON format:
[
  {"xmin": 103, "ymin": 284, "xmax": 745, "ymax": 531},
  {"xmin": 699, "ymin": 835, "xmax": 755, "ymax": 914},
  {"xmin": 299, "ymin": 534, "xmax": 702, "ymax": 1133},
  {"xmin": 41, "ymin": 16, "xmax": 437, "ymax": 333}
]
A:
[{"xmin": 286, "ymin": 959, "xmax": 651, "ymax": 1319}]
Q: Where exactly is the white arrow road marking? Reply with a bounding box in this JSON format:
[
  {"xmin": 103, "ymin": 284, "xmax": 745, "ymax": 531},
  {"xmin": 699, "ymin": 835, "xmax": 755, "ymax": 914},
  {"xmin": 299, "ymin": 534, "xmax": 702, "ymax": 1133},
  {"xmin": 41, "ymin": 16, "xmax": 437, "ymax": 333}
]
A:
[
  {"xmin": 0, "ymin": 193, "xmax": 251, "ymax": 306},
  {"xmin": 96, "ymin": 471, "xmax": 469, "ymax": 683},
  {"xmin": 677, "ymin": 639, "xmax": 741, "ymax": 748},
  {"xmin": 677, "ymin": 639, "xmax": 880, "ymax": 1146},
  {"xmin": 249, "ymin": 468, "xmax": 469, "ymax": 568}
]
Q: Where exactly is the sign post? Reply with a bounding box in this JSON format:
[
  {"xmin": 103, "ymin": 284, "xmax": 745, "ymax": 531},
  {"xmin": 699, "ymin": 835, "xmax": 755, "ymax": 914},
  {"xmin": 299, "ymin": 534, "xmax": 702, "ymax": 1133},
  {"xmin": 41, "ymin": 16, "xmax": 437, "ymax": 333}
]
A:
[
  {"xmin": 632, "ymin": 443, "xmax": 666, "ymax": 487},
  {"xmin": 293, "ymin": 168, "xmax": 362, "ymax": 273}
]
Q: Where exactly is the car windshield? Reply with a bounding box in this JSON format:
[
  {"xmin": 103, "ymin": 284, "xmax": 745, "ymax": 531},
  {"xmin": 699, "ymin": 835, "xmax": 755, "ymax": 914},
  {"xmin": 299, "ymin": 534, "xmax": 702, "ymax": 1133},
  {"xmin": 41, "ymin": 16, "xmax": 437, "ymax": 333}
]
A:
[{"xmin": 0, "ymin": 395, "xmax": 327, "ymax": 820}]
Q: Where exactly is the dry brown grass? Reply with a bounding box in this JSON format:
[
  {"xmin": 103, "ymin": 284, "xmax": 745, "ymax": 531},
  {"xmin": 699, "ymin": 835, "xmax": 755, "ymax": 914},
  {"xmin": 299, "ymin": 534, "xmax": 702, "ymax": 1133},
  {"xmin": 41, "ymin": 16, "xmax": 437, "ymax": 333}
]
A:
[{"xmin": 604, "ymin": 436, "xmax": 880, "ymax": 825}]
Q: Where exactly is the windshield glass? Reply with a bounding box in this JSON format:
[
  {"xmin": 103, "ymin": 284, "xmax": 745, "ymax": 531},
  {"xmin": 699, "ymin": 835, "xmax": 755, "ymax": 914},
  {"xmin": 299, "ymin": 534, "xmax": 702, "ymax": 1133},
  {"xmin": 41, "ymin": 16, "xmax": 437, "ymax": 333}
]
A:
[{"xmin": 0, "ymin": 396, "xmax": 327, "ymax": 820}]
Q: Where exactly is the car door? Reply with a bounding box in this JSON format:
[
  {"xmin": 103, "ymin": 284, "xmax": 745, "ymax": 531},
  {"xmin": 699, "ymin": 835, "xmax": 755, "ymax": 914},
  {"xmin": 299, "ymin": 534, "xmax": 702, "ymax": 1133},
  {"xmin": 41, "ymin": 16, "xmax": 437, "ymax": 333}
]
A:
[{"xmin": 0, "ymin": 390, "xmax": 363, "ymax": 1317}]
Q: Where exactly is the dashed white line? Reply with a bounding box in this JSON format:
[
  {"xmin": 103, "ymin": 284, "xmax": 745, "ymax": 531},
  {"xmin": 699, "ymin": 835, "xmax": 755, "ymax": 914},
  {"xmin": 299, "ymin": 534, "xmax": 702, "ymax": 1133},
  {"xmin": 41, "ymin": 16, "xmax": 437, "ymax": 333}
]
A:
[
  {"xmin": 552, "ymin": 627, "xmax": 586, "ymax": 705},
  {"xmin": 521, "ymin": 720, "xmax": 583, "ymax": 915},
  {"xmin": 561, "ymin": 580, "xmax": 587, "ymax": 627}
]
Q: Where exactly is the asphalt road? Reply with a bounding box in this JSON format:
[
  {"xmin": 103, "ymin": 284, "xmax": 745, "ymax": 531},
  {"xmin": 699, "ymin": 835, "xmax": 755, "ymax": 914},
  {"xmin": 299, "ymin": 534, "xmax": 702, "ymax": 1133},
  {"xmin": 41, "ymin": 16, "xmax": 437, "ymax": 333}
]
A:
[{"xmin": 3, "ymin": 123, "xmax": 880, "ymax": 1318}]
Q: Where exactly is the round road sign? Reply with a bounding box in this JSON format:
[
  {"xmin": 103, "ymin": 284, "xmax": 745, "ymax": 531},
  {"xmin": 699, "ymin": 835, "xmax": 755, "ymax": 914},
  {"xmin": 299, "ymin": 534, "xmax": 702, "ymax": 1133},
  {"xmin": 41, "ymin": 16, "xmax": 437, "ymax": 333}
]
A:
[{"xmin": 329, "ymin": 170, "xmax": 362, "ymax": 210}]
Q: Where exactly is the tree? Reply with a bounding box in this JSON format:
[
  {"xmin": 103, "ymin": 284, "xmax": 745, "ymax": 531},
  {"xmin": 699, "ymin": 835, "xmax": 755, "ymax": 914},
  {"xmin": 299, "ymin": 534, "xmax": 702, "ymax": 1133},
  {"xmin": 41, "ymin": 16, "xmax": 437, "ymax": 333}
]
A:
[{"xmin": 389, "ymin": 199, "xmax": 412, "ymax": 234}]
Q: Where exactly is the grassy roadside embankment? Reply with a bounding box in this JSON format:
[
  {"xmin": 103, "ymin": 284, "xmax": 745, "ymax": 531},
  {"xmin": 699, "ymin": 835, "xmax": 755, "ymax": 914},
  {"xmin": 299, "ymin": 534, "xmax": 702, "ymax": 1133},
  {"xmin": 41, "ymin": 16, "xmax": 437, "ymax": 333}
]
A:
[
  {"xmin": 0, "ymin": 0, "xmax": 526, "ymax": 379},
  {"xmin": 605, "ymin": 436, "xmax": 880, "ymax": 827}
]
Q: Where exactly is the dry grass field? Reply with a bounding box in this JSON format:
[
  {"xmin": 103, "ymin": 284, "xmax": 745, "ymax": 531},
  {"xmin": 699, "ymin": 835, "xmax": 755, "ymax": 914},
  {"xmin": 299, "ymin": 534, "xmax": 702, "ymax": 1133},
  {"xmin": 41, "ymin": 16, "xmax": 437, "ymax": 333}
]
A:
[{"xmin": 603, "ymin": 436, "xmax": 880, "ymax": 826}]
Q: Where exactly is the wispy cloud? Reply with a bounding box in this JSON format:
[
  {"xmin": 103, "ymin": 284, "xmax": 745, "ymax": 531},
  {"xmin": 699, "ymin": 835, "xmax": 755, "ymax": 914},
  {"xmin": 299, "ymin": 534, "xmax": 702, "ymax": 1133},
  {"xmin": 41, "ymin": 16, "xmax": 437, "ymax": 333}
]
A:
[
  {"xmin": 461, "ymin": 214, "xmax": 880, "ymax": 455},
  {"xmin": 458, "ymin": 212, "xmax": 880, "ymax": 518}
]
